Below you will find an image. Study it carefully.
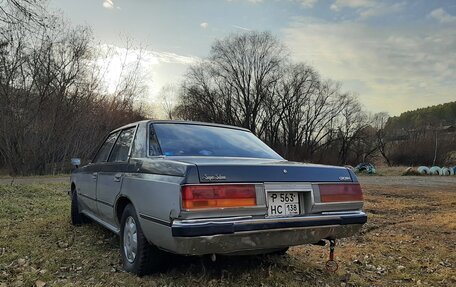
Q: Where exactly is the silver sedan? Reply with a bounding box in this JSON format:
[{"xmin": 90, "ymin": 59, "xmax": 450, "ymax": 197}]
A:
[{"xmin": 70, "ymin": 120, "xmax": 366, "ymax": 276}]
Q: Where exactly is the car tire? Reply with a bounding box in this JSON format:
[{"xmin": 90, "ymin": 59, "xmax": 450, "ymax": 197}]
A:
[
  {"xmin": 120, "ymin": 204, "xmax": 163, "ymax": 276},
  {"xmin": 71, "ymin": 190, "xmax": 88, "ymax": 225}
]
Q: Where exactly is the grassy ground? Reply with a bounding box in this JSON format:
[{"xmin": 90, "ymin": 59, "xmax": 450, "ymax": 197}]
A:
[
  {"xmin": 365, "ymin": 166, "xmax": 408, "ymax": 176},
  {"xmin": 355, "ymin": 166, "xmax": 415, "ymax": 176},
  {"xmin": 0, "ymin": 174, "xmax": 69, "ymax": 180},
  {"xmin": 0, "ymin": 181, "xmax": 455, "ymax": 287}
]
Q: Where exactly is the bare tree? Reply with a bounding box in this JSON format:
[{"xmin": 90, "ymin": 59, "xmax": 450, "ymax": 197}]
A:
[
  {"xmin": 178, "ymin": 32, "xmax": 286, "ymax": 133},
  {"xmin": 175, "ymin": 31, "xmax": 374, "ymax": 164},
  {"xmin": 159, "ymin": 84, "xmax": 178, "ymax": 120},
  {"xmin": 298, "ymin": 80, "xmax": 348, "ymax": 159},
  {"xmin": 0, "ymin": 0, "xmax": 44, "ymax": 26},
  {"xmin": 177, "ymin": 62, "xmax": 228, "ymax": 123},
  {"xmin": 335, "ymin": 94, "xmax": 369, "ymax": 164},
  {"xmin": 371, "ymin": 112, "xmax": 392, "ymax": 166},
  {"xmin": 0, "ymin": 7, "xmax": 146, "ymax": 175},
  {"xmin": 273, "ymin": 63, "xmax": 319, "ymax": 159}
]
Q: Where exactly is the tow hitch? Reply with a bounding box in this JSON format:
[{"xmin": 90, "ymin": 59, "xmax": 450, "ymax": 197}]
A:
[{"xmin": 325, "ymin": 239, "xmax": 338, "ymax": 272}]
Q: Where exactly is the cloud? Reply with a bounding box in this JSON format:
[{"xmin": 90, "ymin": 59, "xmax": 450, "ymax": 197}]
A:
[
  {"xmin": 102, "ymin": 0, "xmax": 113, "ymax": 9},
  {"xmin": 330, "ymin": 0, "xmax": 373, "ymax": 11},
  {"xmin": 359, "ymin": 2, "xmax": 405, "ymax": 19},
  {"xmin": 232, "ymin": 24, "xmax": 250, "ymax": 31},
  {"xmin": 429, "ymin": 8, "xmax": 456, "ymax": 24},
  {"xmin": 151, "ymin": 51, "xmax": 199, "ymax": 65},
  {"xmin": 282, "ymin": 17, "xmax": 456, "ymax": 115},
  {"xmin": 200, "ymin": 22, "xmax": 209, "ymax": 29},
  {"xmin": 297, "ymin": 0, "xmax": 318, "ymax": 8},
  {"xmin": 226, "ymin": 0, "xmax": 263, "ymax": 3},
  {"xmin": 330, "ymin": 0, "xmax": 405, "ymax": 19},
  {"xmin": 95, "ymin": 44, "xmax": 199, "ymax": 98}
]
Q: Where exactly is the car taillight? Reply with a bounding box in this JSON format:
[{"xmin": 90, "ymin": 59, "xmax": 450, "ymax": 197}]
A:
[
  {"xmin": 182, "ymin": 184, "xmax": 257, "ymax": 209},
  {"xmin": 319, "ymin": 183, "xmax": 363, "ymax": 203}
]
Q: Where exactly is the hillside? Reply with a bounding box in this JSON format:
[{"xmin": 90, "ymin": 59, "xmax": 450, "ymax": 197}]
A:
[
  {"xmin": 383, "ymin": 101, "xmax": 456, "ymax": 166},
  {"xmin": 386, "ymin": 101, "xmax": 456, "ymax": 130}
]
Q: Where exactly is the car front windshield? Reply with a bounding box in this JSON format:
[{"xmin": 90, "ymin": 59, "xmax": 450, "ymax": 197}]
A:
[{"xmin": 152, "ymin": 123, "xmax": 283, "ymax": 159}]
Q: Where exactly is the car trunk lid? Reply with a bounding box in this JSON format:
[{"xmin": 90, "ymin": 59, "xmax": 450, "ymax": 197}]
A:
[{"xmin": 168, "ymin": 157, "xmax": 353, "ymax": 183}]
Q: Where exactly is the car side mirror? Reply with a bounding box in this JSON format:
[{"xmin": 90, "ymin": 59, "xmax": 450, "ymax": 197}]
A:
[{"xmin": 71, "ymin": 158, "xmax": 81, "ymax": 168}]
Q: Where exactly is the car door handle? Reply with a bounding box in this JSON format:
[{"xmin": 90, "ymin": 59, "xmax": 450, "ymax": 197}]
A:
[
  {"xmin": 114, "ymin": 173, "xmax": 122, "ymax": 182},
  {"xmin": 92, "ymin": 172, "xmax": 98, "ymax": 180}
]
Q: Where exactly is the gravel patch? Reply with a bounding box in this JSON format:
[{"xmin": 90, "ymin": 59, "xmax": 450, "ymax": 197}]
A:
[{"xmin": 358, "ymin": 175, "xmax": 456, "ymax": 187}]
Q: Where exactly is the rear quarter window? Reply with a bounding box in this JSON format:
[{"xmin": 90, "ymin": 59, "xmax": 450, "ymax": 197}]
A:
[
  {"xmin": 93, "ymin": 132, "xmax": 120, "ymax": 163},
  {"xmin": 109, "ymin": 127, "xmax": 136, "ymax": 162}
]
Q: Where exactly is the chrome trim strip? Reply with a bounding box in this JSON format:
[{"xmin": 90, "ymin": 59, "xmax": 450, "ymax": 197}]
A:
[
  {"xmin": 264, "ymin": 182, "xmax": 313, "ymax": 191},
  {"xmin": 182, "ymin": 182, "xmax": 264, "ymax": 186},
  {"xmin": 314, "ymin": 201, "xmax": 363, "ymax": 206},
  {"xmin": 127, "ymin": 124, "xmax": 139, "ymax": 159},
  {"xmin": 180, "ymin": 205, "xmax": 266, "ymax": 213},
  {"xmin": 179, "ymin": 216, "xmax": 253, "ymax": 224},
  {"xmin": 78, "ymin": 192, "xmax": 96, "ymax": 201},
  {"xmin": 97, "ymin": 199, "xmax": 114, "ymax": 208},
  {"xmin": 81, "ymin": 210, "xmax": 120, "ymax": 234},
  {"xmin": 139, "ymin": 213, "xmax": 171, "ymax": 227},
  {"xmin": 321, "ymin": 211, "xmax": 362, "ymax": 215},
  {"xmin": 311, "ymin": 182, "xmax": 359, "ymax": 185},
  {"xmin": 173, "ymin": 211, "xmax": 366, "ymax": 227}
]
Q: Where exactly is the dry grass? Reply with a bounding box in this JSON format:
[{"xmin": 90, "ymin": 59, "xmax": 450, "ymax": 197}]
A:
[
  {"xmin": 0, "ymin": 181, "xmax": 455, "ymax": 287},
  {"xmin": 0, "ymin": 174, "xmax": 70, "ymax": 179},
  {"xmin": 356, "ymin": 166, "xmax": 409, "ymax": 176}
]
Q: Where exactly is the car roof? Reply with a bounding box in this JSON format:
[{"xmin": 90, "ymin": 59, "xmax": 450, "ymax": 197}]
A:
[{"xmin": 111, "ymin": 120, "xmax": 251, "ymax": 133}]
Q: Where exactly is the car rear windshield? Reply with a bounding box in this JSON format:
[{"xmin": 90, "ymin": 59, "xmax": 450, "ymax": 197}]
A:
[{"xmin": 152, "ymin": 123, "xmax": 282, "ymax": 159}]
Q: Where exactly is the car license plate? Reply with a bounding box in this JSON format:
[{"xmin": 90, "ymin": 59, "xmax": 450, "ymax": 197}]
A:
[{"xmin": 267, "ymin": 192, "xmax": 299, "ymax": 216}]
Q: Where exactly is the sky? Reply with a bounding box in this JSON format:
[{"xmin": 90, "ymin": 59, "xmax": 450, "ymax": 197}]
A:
[{"xmin": 48, "ymin": 0, "xmax": 456, "ymax": 116}]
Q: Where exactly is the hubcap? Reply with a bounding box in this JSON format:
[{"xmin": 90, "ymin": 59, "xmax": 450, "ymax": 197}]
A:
[{"xmin": 123, "ymin": 216, "xmax": 138, "ymax": 263}]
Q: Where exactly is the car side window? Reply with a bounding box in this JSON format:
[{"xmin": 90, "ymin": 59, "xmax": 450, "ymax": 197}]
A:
[
  {"xmin": 93, "ymin": 132, "xmax": 120, "ymax": 163},
  {"xmin": 108, "ymin": 127, "xmax": 136, "ymax": 162},
  {"xmin": 149, "ymin": 124, "xmax": 162, "ymax": 156}
]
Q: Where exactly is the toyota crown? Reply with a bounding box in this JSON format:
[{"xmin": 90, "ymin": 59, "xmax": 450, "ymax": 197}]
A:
[{"xmin": 70, "ymin": 120, "xmax": 367, "ymax": 275}]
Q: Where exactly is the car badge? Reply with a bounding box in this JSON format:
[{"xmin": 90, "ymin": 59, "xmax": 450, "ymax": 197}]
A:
[
  {"xmin": 339, "ymin": 176, "xmax": 351, "ymax": 181},
  {"xmin": 202, "ymin": 174, "xmax": 227, "ymax": 181},
  {"xmin": 283, "ymin": 169, "xmax": 288, "ymax": 174}
]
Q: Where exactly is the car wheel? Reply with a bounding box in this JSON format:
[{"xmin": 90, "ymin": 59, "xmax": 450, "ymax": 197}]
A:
[
  {"xmin": 71, "ymin": 190, "xmax": 88, "ymax": 225},
  {"xmin": 120, "ymin": 204, "xmax": 163, "ymax": 276}
]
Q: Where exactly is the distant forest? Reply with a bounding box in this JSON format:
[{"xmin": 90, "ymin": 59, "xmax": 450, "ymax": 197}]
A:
[
  {"xmin": 387, "ymin": 101, "xmax": 456, "ymax": 131},
  {"xmin": 383, "ymin": 101, "xmax": 456, "ymax": 166}
]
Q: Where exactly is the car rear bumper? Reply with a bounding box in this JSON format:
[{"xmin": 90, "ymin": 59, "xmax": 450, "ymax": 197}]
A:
[{"xmin": 170, "ymin": 211, "xmax": 366, "ymax": 255}]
